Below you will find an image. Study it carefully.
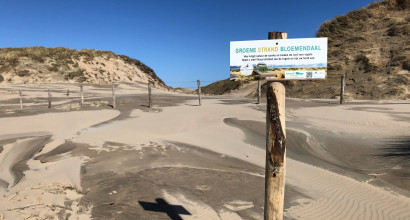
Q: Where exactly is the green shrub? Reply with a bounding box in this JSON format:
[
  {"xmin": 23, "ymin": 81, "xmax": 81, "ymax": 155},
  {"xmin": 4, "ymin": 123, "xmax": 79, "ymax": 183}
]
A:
[
  {"xmin": 394, "ymin": 75, "xmax": 409, "ymax": 84},
  {"xmin": 77, "ymin": 76, "xmax": 87, "ymax": 83},
  {"xmin": 67, "ymin": 69, "xmax": 85, "ymax": 79},
  {"xmin": 47, "ymin": 65, "xmax": 59, "ymax": 72},
  {"xmin": 403, "ymin": 59, "xmax": 410, "ymax": 70},
  {"xmin": 387, "ymin": 24, "xmax": 400, "ymax": 36},
  {"xmin": 396, "ymin": 0, "xmax": 410, "ymax": 9},
  {"xmin": 355, "ymin": 54, "xmax": 374, "ymax": 72},
  {"xmin": 328, "ymin": 64, "xmax": 343, "ymax": 71},
  {"xmin": 16, "ymin": 70, "xmax": 30, "ymax": 77}
]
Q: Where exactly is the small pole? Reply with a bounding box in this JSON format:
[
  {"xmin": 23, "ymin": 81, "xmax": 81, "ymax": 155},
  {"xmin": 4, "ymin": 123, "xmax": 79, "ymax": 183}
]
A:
[
  {"xmin": 148, "ymin": 82, "xmax": 152, "ymax": 108},
  {"xmin": 265, "ymin": 82, "xmax": 286, "ymax": 220},
  {"xmin": 257, "ymin": 79, "xmax": 262, "ymax": 104},
  {"xmin": 67, "ymin": 89, "xmax": 70, "ymax": 97},
  {"xmin": 48, "ymin": 89, "xmax": 51, "ymax": 108},
  {"xmin": 197, "ymin": 80, "xmax": 201, "ymax": 106},
  {"xmin": 340, "ymin": 75, "xmax": 345, "ymax": 104},
  {"xmin": 19, "ymin": 90, "xmax": 23, "ymax": 109},
  {"xmin": 80, "ymin": 85, "xmax": 84, "ymax": 106},
  {"xmin": 112, "ymin": 83, "xmax": 116, "ymax": 108}
]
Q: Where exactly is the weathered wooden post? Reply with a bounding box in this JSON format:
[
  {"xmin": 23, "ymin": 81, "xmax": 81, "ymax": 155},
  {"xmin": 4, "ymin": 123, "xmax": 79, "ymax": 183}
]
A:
[
  {"xmin": 340, "ymin": 75, "xmax": 345, "ymax": 104},
  {"xmin": 265, "ymin": 82, "xmax": 286, "ymax": 220},
  {"xmin": 148, "ymin": 82, "xmax": 152, "ymax": 108},
  {"xmin": 264, "ymin": 31, "xmax": 288, "ymax": 220},
  {"xmin": 268, "ymin": 32, "xmax": 287, "ymax": 40},
  {"xmin": 80, "ymin": 85, "xmax": 84, "ymax": 106},
  {"xmin": 19, "ymin": 90, "xmax": 23, "ymax": 109},
  {"xmin": 112, "ymin": 83, "xmax": 116, "ymax": 108},
  {"xmin": 257, "ymin": 79, "xmax": 262, "ymax": 104},
  {"xmin": 48, "ymin": 89, "xmax": 51, "ymax": 108},
  {"xmin": 197, "ymin": 80, "xmax": 201, "ymax": 106}
]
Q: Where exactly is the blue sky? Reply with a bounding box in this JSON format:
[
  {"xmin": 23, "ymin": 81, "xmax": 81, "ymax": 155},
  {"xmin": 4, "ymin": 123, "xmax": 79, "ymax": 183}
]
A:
[{"xmin": 0, "ymin": 0, "xmax": 378, "ymax": 88}]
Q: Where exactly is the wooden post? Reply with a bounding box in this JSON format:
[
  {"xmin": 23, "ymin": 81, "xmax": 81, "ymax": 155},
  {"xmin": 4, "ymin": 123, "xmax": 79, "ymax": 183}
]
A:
[
  {"xmin": 257, "ymin": 79, "xmax": 262, "ymax": 104},
  {"xmin": 268, "ymin": 32, "xmax": 287, "ymax": 40},
  {"xmin": 67, "ymin": 89, "xmax": 70, "ymax": 97},
  {"xmin": 48, "ymin": 89, "xmax": 51, "ymax": 108},
  {"xmin": 80, "ymin": 85, "xmax": 84, "ymax": 106},
  {"xmin": 265, "ymin": 82, "xmax": 286, "ymax": 220},
  {"xmin": 340, "ymin": 75, "xmax": 345, "ymax": 104},
  {"xmin": 197, "ymin": 80, "xmax": 201, "ymax": 106},
  {"xmin": 148, "ymin": 82, "xmax": 152, "ymax": 108},
  {"xmin": 264, "ymin": 32, "xmax": 287, "ymax": 220},
  {"xmin": 19, "ymin": 90, "xmax": 23, "ymax": 109},
  {"xmin": 112, "ymin": 83, "xmax": 116, "ymax": 108}
]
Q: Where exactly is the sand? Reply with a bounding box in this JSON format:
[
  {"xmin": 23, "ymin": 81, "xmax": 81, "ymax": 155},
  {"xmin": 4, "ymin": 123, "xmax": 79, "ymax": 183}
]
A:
[{"xmin": 0, "ymin": 82, "xmax": 409, "ymax": 219}]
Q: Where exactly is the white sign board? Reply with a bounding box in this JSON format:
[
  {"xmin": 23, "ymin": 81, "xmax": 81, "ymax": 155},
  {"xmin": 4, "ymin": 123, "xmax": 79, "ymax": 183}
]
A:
[{"xmin": 230, "ymin": 38, "xmax": 328, "ymax": 80}]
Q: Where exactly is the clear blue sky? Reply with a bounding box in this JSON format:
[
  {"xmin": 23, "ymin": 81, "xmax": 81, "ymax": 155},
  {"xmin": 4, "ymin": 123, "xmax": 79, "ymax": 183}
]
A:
[{"xmin": 0, "ymin": 0, "xmax": 378, "ymax": 88}]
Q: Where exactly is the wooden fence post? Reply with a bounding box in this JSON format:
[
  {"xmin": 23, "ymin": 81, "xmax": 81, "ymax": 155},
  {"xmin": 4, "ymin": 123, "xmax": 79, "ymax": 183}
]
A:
[
  {"xmin": 265, "ymin": 82, "xmax": 286, "ymax": 220},
  {"xmin": 48, "ymin": 89, "xmax": 51, "ymax": 108},
  {"xmin": 112, "ymin": 83, "xmax": 116, "ymax": 108},
  {"xmin": 340, "ymin": 75, "xmax": 345, "ymax": 104},
  {"xmin": 19, "ymin": 90, "xmax": 23, "ymax": 109},
  {"xmin": 80, "ymin": 85, "xmax": 84, "ymax": 106},
  {"xmin": 197, "ymin": 80, "xmax": 201, "ymax": 106},
  {"xmin": 257, "ymin": 79, "xmax": 262, "ymax": 104},
  {"xmin": 148, "ymin": 82, "xmax": 152, "ymax": 108}
]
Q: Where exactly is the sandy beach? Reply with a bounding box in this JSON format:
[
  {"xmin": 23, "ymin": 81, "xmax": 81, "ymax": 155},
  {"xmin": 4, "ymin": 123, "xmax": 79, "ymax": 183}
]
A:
[{"xmin": 0, "ymin": 83, "xmax": 409, "ymax": 219}]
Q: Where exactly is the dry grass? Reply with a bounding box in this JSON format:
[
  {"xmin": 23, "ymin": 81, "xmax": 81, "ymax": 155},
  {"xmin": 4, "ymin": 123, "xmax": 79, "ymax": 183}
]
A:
[{"xmin": 0, "ymin": 46, "xmax": 168, "ymax": 87}]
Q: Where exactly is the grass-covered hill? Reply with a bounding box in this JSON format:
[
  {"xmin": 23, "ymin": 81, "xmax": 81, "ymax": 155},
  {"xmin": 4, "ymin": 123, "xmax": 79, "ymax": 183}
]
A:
[
  {"xmin": 205, "ymin": 0, "xmax": 410, "ymax": 100},
  {"xmin": 0, "ymin": 47, "xmax": 168, "ymax": 88}
]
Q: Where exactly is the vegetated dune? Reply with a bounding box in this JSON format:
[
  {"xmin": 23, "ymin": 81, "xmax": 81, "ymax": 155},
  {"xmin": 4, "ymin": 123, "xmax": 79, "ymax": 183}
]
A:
[
  {"xmin": 0, "ymin": 47, "xmax": 168, "ymax": 89},
  {"xmin": 204, "ymin": 0, "xmax": 410, "ymax": 100}
]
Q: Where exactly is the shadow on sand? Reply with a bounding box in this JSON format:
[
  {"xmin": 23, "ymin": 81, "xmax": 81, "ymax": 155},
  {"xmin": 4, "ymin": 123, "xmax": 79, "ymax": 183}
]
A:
[
  {"xmin": 379, "ymin": 137, "xmax": 410, "ymax": 158},
  {"xmin": 138, "ymin": 198, "xmax": 191, "ymax": 220}
]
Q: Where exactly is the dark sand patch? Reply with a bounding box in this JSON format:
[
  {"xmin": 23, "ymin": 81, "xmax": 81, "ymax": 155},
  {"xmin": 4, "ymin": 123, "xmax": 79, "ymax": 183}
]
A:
[
  {"xmin": 35, "ymin": 140, "xmax": 308, "ymax": 219},
  {"xmin": 375, "ymin": 136, "xmax": 410, "ymax": 191}
]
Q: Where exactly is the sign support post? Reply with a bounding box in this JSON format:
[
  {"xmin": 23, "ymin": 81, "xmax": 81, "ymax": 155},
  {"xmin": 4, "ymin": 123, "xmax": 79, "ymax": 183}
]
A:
[
  {"xmin": 264, "ymin": 32, "xmax": 287, "ymax": 220},
  {"xmin": 265, "ymin": 82, "xmax": 286, "ymax": 220}
]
